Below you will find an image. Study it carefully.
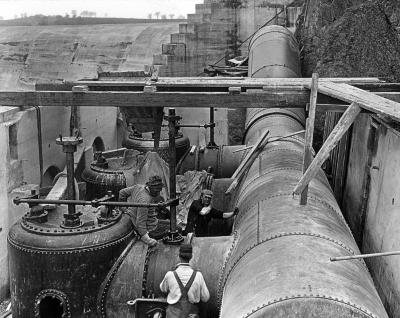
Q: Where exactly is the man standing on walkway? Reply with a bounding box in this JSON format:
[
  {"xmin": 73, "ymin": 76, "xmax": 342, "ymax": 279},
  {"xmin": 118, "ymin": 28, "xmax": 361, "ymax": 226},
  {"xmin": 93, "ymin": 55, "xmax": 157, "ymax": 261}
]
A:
[
  {"xmin": 160, "ymin": 244, "xmax": 210, "ymax": 318},
  {"xmin": 185, "ymin": 189, "xmax": 238, "ymax": 237}
]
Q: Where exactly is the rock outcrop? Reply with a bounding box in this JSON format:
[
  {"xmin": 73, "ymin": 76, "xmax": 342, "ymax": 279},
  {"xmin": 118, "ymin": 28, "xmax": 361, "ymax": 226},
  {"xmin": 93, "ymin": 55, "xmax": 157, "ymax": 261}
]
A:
[{"xmin": 296, "ymin": 0, "xmax": 400, "ymax": 81}]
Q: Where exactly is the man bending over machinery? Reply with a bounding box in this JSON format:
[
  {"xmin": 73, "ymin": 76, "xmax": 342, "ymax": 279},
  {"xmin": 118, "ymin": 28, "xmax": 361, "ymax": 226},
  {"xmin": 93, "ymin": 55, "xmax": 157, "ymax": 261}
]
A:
[
  {"xmin": 119, "ymin": 175, "xmax": 170, "ymax": 247},
  {"xmin": 185, "ymin": 189, "xmax": 238, "ymax": 237}
]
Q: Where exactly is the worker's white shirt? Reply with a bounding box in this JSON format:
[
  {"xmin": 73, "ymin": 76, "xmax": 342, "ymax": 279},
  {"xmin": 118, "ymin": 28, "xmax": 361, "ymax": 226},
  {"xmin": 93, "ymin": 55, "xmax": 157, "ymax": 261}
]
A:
[{"xmin": 159, "ymin": 263, "xmax": 210, "ymax": 304}]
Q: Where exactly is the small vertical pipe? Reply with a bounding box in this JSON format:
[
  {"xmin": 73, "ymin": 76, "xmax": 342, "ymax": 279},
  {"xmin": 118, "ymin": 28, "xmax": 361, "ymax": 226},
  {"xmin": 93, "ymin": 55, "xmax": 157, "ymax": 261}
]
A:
[
  {"xmin": 65, "ymin": 150, "xmax": 76, "ymax": 215},
  {"xmin": 209, "ymin": 107, "xmax": 215, "ymax": 147},
  {"xmin": 34, "ymin": 106, "xmax": 43, "ymax": 188},
  {"xmin": 168, "ymin": 108, "xmax": 177, "ymax": 232}
]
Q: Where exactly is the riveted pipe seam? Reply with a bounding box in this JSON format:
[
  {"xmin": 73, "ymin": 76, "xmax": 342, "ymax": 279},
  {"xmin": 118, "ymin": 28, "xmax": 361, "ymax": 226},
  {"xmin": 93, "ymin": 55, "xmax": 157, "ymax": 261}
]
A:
[
  {"xmin": 216, "ymin": 230, "xmax": 240, "ymax": 308},
  {"xmin": 244, "ymin": 117, "xmax": 304, "ymax": 144},
  {"xmin": 245, "ymin": 111, "xmax": 305, "ymax": 131},
  {"xmin": 221, "ymin": 236, "xmax": 381, "ymax": 318},
  {"xmin": 246, "ymin": 108, "xmax": 305, "ymax": 124},
  {"xmin": 233, "ymin": 169, "xmax": 334, "ymax": 212},
  {"xmin": 248, "ymin": 29, "xmax": 300, "ymax": 51},
  {"xmin": 97, "ymin": 237, "xmax": 138, "ymax": 318},
  {"xmin": 240, "ymin": 296, "xmax": 379, "ymax": 318},
  {"xmin": 219, "ymin": 233, "xmax": 362, "ymax": 293},
  {"xmin": 234, "ymin": 193, "xmax": 350, "ymax": 234},
  {"xmin": 235, "ymin": 168, "xmax": 331, "ymax": 201},
  {"xmin": 220, "ymin": 25, "xmax": 387, "ymax": 318}
]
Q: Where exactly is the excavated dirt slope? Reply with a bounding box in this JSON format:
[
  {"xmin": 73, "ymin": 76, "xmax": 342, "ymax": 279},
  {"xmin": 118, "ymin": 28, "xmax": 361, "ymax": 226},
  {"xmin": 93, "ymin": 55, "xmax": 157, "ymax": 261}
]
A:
[
  {"xmin": 0, "ymin": 23, "xmax": 179, "ymax": 90},
  {"xmin": 296, "ymin": 0, "xmax": 400, "ymax": 80}
]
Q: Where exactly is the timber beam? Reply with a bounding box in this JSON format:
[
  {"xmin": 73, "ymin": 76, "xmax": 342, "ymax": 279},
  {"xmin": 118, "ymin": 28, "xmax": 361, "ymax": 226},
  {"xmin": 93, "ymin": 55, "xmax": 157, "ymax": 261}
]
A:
[
  {"xmin": 0, "ymin": 90, "xmax": 343, "ymax": 108},
  {"xmin": 36, "ymin": 77, "xmax": 386, "ymax": 91},
  {"xmin": 0, "ymin": 90, "xmax": 397, "ymax": 110},
  {"xmin": 0, "ymin": 77, "xmax": 398, "ymax": 112}
]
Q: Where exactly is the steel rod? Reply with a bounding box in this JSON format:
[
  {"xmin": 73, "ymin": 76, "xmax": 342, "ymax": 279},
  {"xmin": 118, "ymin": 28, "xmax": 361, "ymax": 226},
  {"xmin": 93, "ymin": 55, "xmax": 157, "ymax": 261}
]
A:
[
  {"xmin": 162, "ymin": 124, "xmax": 215, "ymax": 128},
  {"xmin": 65, "ymin": 151, "xmax": 76, "ymax": 215},
  {"xmin": 168, "ymin": 108, "xmax": 177, "ymax": 233},
  {"xmin": 13, "ymin": 198, "xmax": 178, "ymax": 208},
  {"xmin": 34, "ymin": 106, "xmax": 43, "ymax": 188},
  {"xmin": 330, "ymin": 251, "xmax": 400, "ymax": 262}
]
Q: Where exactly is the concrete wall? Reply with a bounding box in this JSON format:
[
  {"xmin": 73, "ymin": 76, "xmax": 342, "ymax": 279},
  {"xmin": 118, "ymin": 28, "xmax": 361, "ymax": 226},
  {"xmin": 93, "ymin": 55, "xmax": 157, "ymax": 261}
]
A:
[
  {"xmin": 342, "ymin": 115, "xmax": 400, "ymax": 318},
  {"xmin": 0, "ymin": 23, "xmax": 180, "ymax": 89},
  {"xmin": 238, "ymin": 0, "xmax": 301, "ymax": 44},
  {"xmin": 154, "ymin": 1, "xmax": 237, "ymax": 145}
]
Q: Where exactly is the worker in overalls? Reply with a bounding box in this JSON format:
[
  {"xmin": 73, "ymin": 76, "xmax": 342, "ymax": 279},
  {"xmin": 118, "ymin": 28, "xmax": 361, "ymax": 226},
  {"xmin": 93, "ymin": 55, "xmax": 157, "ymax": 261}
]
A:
[{"xmin": 160, "ymin": 244, "xmax": 210, "ymax": 318}]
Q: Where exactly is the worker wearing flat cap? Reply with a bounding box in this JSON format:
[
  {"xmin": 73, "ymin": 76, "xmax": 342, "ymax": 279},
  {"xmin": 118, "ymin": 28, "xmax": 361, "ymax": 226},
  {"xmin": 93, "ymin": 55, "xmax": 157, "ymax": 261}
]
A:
[
  {"xmin": 119, "ymin": 175, "xmax": 170, "ymax": 247},
  {"xmin": 185, "ymin": 189, "xmax": 239, "ymax": 237},
  {"xmin": 160, "ymin": 244, "xmax": 210, "ymax": 318}
]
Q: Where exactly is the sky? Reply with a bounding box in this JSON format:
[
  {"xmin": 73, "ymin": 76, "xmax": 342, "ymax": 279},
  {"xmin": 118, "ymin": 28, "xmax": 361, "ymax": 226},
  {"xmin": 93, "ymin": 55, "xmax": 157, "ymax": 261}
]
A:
[{"xmin": 0, "ymin": 0, "xmax": 199, "ymax": 19}]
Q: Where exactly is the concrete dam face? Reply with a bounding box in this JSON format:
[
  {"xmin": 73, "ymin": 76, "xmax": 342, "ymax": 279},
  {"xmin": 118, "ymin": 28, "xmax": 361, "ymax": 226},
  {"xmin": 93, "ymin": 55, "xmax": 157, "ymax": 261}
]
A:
[{"xmin": 0, "ymin": 23, "xmax": 179, "ymax": 89}]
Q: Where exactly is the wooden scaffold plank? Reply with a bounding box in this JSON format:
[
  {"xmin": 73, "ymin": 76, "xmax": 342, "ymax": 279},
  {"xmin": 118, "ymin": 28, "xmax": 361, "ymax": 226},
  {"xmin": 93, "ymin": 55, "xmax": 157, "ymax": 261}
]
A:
[
  {"xmin": 311, "ymin": 81, "xmax": 400, "ymax": 121},
  {"xmin": 293, "ymin": 102, "xmax": 362, "ymax": 195},
  {"xmin": 300, "ymin": 73, "xmax": 319, "ymax": 205}
]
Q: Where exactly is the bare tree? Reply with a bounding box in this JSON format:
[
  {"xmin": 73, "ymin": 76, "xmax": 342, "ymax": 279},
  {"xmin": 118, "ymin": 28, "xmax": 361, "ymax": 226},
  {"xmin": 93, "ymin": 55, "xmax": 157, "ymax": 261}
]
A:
[
  {"xmin": 169, "ymin": 14, "xmax": 175, "ymax": 19},
  {"xmin": 161, "ymin": 14, "xmax": 167, "ymax": 19},
  {"xmin": 147, "ymin": 13, "xmax": 152, "ymax": 19},
  {"xmin": 154, "ymin": 11, "xmax": 160, "ymax": 19}
]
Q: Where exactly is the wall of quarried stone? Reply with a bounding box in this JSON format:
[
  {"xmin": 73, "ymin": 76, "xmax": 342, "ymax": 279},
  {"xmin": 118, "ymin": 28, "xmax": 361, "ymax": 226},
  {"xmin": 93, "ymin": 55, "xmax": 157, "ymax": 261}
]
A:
[{"xmin": 296, "ymin": 0, "xmax": 400, "ymax": 80}]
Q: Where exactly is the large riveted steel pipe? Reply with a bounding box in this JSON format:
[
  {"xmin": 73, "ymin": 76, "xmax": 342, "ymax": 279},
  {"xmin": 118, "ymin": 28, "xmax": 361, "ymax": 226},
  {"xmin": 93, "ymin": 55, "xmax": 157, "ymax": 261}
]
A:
[
  {"xmin": 101, "ymin": 236, "xmax": 234, "ymax": 318},
  {"xmin": 218, "ymin": 25, "xmax": 388, "ymax": 318}
]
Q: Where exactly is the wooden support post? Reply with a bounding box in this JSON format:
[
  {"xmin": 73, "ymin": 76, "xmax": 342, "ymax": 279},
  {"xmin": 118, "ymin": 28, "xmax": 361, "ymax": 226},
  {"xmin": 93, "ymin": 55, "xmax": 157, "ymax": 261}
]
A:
[
  {"xmin": 300, "ymin": 73, "xmax": 318, "ymax": 205},
  {"xmin": 293, "ymin": 102, "xmax": 361, "ymax": 195},
  {"xmin": 71, "ymin": 85, "xmax": 87, "ymax": 136},
  {"xmin": 152, "ymin": 107, "xmax": 163, "ymax": 151},
  {"xmin": 225, "ymin": 129, "xmax": 270, "ymax": 194}
]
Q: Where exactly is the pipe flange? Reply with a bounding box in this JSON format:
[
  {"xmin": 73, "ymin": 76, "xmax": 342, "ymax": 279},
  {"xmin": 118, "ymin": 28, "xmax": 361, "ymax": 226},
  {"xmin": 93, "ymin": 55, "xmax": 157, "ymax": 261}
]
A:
[
  {"xmin": 142, "ymin": 244, "xmax": 157, "ymax": 298},
  {"xmin": 34, "ymin": 289, "xmax": 71, "ymax": 318},
  {"xmin": 220, "ymin": 231, "xmax": 364, "ymax": 291},
  {"xmin": 8, "ymin": 230, "xmax": 134, "ymax": 255},
  {"xmin": 216, "ymin": 230, "xmax": 239, "ymax": 312},
  {"xmin": 97, "ymin": 237, "xmax": 137, "ymax": 318}
]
